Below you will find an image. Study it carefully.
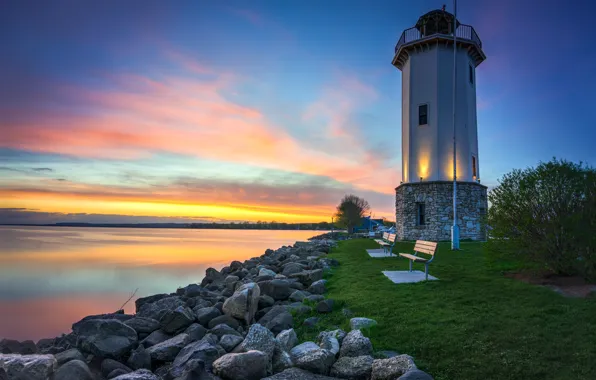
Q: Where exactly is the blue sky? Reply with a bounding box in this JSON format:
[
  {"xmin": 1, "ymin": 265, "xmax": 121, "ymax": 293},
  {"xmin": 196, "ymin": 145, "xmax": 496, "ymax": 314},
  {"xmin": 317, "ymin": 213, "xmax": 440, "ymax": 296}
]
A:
[{"xmin": 0, "ymin": 0, "xmax": 595, "ymax": 223}]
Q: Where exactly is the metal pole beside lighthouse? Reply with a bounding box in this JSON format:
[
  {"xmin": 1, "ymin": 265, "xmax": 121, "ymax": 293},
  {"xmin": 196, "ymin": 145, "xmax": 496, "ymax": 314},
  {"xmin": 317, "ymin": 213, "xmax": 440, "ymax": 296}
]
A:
[{"xmin": 451, "ymin": 0, "xmax": 460, "ymax": 250}]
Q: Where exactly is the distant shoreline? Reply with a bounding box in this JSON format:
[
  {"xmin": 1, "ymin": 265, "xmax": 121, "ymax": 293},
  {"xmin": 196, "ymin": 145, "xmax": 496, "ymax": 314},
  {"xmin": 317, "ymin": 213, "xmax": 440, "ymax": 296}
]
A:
[{"xmin": 0, "ymin": 223, "xmax": 333, "ymax": 231}]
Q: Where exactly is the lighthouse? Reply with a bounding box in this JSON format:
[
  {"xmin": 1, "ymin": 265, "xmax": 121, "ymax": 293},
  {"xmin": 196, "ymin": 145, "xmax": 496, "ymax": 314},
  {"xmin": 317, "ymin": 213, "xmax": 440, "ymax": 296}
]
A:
[{"xmin": 393, "ymin": 8, "xmax": 488, "ymax": 241}]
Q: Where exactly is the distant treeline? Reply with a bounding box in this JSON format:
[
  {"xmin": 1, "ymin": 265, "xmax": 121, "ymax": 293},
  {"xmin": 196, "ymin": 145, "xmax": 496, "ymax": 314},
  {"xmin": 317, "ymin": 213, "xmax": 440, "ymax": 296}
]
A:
[{"xmin": 189, "ymin": 221, "xmax": 334, "ymax": 230}]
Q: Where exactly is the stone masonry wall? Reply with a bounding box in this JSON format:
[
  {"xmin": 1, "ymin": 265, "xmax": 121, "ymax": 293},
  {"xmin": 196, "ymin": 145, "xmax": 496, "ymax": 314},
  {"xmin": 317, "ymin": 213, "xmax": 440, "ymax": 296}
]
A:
[{"xmin": 395, "ymin": 181, "xmax": 488, "ymax": 241}]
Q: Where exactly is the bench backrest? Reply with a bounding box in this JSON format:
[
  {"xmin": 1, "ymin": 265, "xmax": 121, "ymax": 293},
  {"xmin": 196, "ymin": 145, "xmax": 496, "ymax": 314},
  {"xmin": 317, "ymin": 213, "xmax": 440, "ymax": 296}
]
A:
[
  {"xmin": 387, "ymin": 233, "xmax": 396, "ymax": 243},
  {"xmin": 382, "ymin": 232, "xmax": 389, "ymax": 240},
  {"xmin": 414, "ymin": 240, "xmax": 437, "ymax": 256}
]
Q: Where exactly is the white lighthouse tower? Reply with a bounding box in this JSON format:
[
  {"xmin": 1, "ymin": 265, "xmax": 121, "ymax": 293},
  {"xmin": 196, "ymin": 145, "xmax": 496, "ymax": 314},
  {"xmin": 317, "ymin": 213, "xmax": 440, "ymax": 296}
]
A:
[{"xmin": 393, "ymin": 8, "xmax": 488, "ymax": 241}]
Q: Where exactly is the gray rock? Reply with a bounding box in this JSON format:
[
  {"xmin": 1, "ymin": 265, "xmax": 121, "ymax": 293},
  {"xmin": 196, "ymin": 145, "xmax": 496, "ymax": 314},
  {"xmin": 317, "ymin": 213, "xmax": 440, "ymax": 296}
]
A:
[
  {"xmin": 238, "ymin": 324, "xmax": 276, "ymax": 360},
  {"xmin": 171, "ymin": 359, "xmax": 220, "ymax": 380},
  {"xmin": 306, "ymin": 295, "xmax": 325, "ymax": 303},
  {"xmin": 170, "ymin": 338, "xmax": 220, "ymax": 378},
  {"xmin": 101, "ymin": 358, "xmax": 132, "ymax": 377},
  {"xmin": 376, "ymin": 350, "xmax": 400, "ymax": 358},
  {"xmin": 201, "ymin": 268, "xmax": 224, "ymax": 287},
  {"xmin": 208, "ymin": 315, "xmax": 240, "ymax": 330},
  {"xmin": 0, "ymin": 339, "xmax": 37, "ymax": 354},
  {"xmin": 303, "ymin": 317, "xmax": 320, "ymax": 328},
  {"xmin": 185, "ymin": 323, "xmax": 208, "ymax": 342},
  {"xmin": 183, "ymin": 284, "xmax": 203, "ymax": 298},
  {"xmin": 138, "ymin": 296, "xmax": 186, "ymax": 320},
  {"xmin": 330, "ymin": 355, "xmax": 373, "ymax": 379},
  {"xmin": 258, "ymin": 280, "xmax": 294, "ymax": 300},
  {"xmin": 286, "ymin": 303, "xmax": 312, "ymax": 316},
  {"xmin": 259, "ymin": 268, "xmax": 277, "ymax": 277},
  {"xmin": 212, "ymin": 350, "xmax": 268, "ymax": 380},
  {"xmin": 318, "ymin": 329, "xmax": 347, "ymax": 346},
  {"xmin": 316, "ymin": 299, "xmax": 334, "ymax": 313},
  {"xmin": 141, "ymin": 330, "xmax": 172, "ymax": 348},
  {"xmin": 209, "ymin": 324, "xmax": 242, "ymax": 339},
  {"xmin": 349, "ymin": 318, "xmax": 377, "ymax": 331},
  {"xmin": 281, "ymin": 263, "xmax": 304, "ymax": 277},
  {"xmin": 339, "ymin": 330, "xmax": 372, "ymax": 358},
  {"xmin": 0, "ymin": 354, "xmax": 56, "ymax": 379},
  {"xmin": 272, "ymin": 344, "xmax": 293, "ymax": 374},
  {"xmin": 54, "ymin": 348, "xmax": 85, "ymax": 365},
  {"xmin": 342, "ymin": 308, "xmax": 354, "ymax": 318},
  {"xmin": 371, "ymin": 355, "xmax": 417, "ymax": 380},
  {"xmin": 124, "ymin": 317, "xmax": 160, "ymax": 335},
  {"xmin": 222, "ymin": 282, "xmax": 260, "ymax": 325},
  {"xmin": 160, "ymin": 306, "xmax": 196, "ymax": 334},
  {"xmin": 196, "ymin": 307, "xmax": 222, "ymax": 326},
  {"xmin": 75, "ymin": 319, "xmax": 138, "ymax": 358},
  {"xmin": 263, "ymin": 367, "xmax": 337, "ymax": 380},
  {"xmin": 258, "ymin": 295, "xmax": 275, "ymax": 309},
  {"xmin": 289, "ymin": 269, "xmax": 323, "ymax": 286},
  {"xmin": 112, "ymin": 369, "xmax": 160, "ymax": 380},
  {"xmin": 219, "ymin": 335, "xmax": 243, "ymax": 352},
  {"xmin": 319, "ymin": 335, "xmax": 339, "ymax": 356},
  {"xmin": 128, "ymin": 345, "xmax": 151, "ymax": 370},
  {"xmin": 258, "ymin": 306, "xmax": 294, "ymax": 335},
  {"xmin": 135, "ymin": 294, "xmax": 170, "ymax": 312},
  {"xmin": 55, "ymin": 359, "xmax": 93, "ymax": 380},
  {"xmin": 289, "ymin": 342, "xmax": 335, "ymax": 375},
  {"xmin": 108, "ymin": 369, "xmax": 129, "ymax": 379},
  {"xmin": 289, "ymin": 290, "xmax": 307, "ymax": 302},
  {"xmin": 276, "ymin": 329, "xmax": 298, "ymax": 352},
  {"xmin": 146, "ymin": 333, "xmax": 190, "ymax": 362},
  {"xmin": 397, "ymin": 369, "xmax": 434, "ymax": 379},
  {"xmin": 307, "ymin": 280, "xmax": 327, "ymax": 295}
]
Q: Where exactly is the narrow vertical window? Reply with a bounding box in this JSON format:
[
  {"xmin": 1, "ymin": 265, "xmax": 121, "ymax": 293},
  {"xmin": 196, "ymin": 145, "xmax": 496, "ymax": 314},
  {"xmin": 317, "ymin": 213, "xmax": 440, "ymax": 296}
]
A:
[
  {"xmin": 472, "ymin": 155, "xmax": 477, "ymax": 178},
  {"xmin": 418, "ymin": 104, "xmax": 428, "ymax": 125},
  {"xmin": 469, "ymin": 64, "xmax": 474, "ymax": 85},
  {"xmin": 416, "ymin": 203, "xmax": 426, "ymax": 226}
]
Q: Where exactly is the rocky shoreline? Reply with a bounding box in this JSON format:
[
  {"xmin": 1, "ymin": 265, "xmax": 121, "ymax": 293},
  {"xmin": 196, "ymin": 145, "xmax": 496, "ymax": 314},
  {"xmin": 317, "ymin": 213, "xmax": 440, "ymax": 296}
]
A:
[{"xmin": 0, "ymin": 234, "xmax": 433, "ymax": 380}]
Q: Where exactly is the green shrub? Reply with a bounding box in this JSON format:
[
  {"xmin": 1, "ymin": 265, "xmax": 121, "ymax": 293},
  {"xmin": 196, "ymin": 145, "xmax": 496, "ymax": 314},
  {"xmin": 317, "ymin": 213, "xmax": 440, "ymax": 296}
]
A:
[{"xmin": 488, "ymin": 158, "xmax": 596, "ymax": 280}]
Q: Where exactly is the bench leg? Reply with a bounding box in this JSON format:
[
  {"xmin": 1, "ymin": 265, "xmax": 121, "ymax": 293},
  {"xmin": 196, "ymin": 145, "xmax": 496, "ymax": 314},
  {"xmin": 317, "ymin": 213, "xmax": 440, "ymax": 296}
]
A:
[
  {"xmin": 409, "ymin": 259, "xmax": 412, "ymax": 272},
  {"xmin": 425, "ymin": 264, "xmax": 428, "ymax": 280}
]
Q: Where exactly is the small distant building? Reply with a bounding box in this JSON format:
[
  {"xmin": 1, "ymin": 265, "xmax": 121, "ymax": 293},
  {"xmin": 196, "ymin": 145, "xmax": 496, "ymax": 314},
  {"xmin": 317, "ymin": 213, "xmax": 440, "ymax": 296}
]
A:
[
  {"xmin": 392, "ymin": 9, "xmax": 488, "ymax": 241},
  {"xmin": 354, "ymin": 216, "xmax": 384, "ymax": 233}
]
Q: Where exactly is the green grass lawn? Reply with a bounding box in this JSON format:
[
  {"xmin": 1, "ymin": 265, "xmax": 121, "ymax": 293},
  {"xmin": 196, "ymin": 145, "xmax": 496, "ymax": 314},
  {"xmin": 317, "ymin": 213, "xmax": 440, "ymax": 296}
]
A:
[{"xmin": 295, "ymin": 239, "xmax": 596, "ymax": 380}]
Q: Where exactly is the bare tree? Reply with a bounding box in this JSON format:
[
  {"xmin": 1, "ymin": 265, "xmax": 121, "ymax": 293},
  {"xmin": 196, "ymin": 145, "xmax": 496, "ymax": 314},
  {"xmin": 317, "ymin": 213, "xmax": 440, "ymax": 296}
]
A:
[{"xmin": 335, "ymin": 194, "xmax": 371, "ymax": 234}]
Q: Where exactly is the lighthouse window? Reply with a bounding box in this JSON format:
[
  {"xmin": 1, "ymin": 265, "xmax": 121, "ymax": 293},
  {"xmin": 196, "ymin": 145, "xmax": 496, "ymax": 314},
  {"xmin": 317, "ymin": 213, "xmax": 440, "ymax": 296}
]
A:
[
  {"xmin": 416, "ymin": 203, "xmax": 426, "ymax": 226},
  {"xmin": 469, "ymin": 65, "xmax": 474, "ymax": 84},
  {"xmin": 418, "ymin": 104, "xmax": 428, "ymax": 125},
  {"xmin": 472, "ymin": 155, "xmax": 477, "ymax": 177}
]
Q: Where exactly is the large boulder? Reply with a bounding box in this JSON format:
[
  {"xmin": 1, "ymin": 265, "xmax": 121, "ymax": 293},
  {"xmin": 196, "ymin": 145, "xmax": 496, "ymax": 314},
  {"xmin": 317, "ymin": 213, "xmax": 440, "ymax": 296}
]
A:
[
  {"xmin": 112, "ymin": 369, "xmax": 160, "ymax": 380},
  {"xmin": 141, "ymin": 330, "xmax": 172, "ymax": 348},
  {"xmin": 54, "ymin": 359, "xmax": 93, "ymax": 380},
  {"xmin": 0, "ymin": 354, "xmax": 56, "ymax": 380},
  {"xmin": 397, "ymin": 369, "xmax": 434, "ymax": 380},
  {"xmin": 290, "ymin": 342, "xmax": 335, "ymax": 375},
  {"xmin": 237, "ymin": 324, "xmax": 276, "ymax": 360},
  {"xmin": 222, "ymin": 282, "xmax": 260, "ymax": 325},
  {"xmin": 208, "ymin": 315, "xmax": 240, "ymax": 330},
  {"xmin": 209, "ymin": 324, "xmax": 242, "ymax": 339},
  {"xmin": 276, "ymin": 329, "xmax": 298, "ymax": 352},
  {"xmin": 160, "ymin": 306, "xmax": 196, "ymax": 334},
  {"xmin": 101, "ymin": 358, "xmax": 132, "ymax": 377},
  {"xmin": 212, "ymin": 351, "xmax": 268, "ymax": 380},
  {"xmin": 272, "ymin": 342, "xmax": 293, "ymax": 374},
  {"xmin": 74, "ymin": 319, "xmax": 138, "ymax": 359},
  {"xmin": 371, "ymin": 355, "xmax": 417, "ymax": 380},
  {"xmin": 259, "ymin": 268, "xmax": 277, "ymax": 277},
  {"xmin": 54, "ymin": 348, "xmax": 85, "ymax": 365},
  {"xmin": 219, "ymin": 335, "xmax": 243, "ymax": 352},
  {"xmin": 319, "ymin": 334, "xmax": 339, "ymax": 356},
  {"xmin": 201, "ymin": 268, "xmax": 224, "ymax": 287},
  {"xmin": 0, "ymin": 339, "xmax": 37, "ymax": 354},
  {"xmin": 169, "ymin": 338, "xmax": 221, "ymax": 378},
  {"xmin": 349, "ymin": 318, "xmax": 377, "ymax": 331},
  {"xmin": 288, "ymin": 290, "xmax": 306, "ymax": 303},
  {"xmin": 135, "ymin": 294, "xmax": 170, "ymax": 312},
  {"xmin": 137, "ymin": 296, "xmax": 186, "ymax": 320},
  {"xmin": 124, "ymin": 317, "xmax": 160, "ymax": 335},
  {"xmin": 281, "ymin": 263, "xmax": 304, "ymax": 277},
  {"xmin": 146, "ymin": 333, "xmax": 190, "ymax": 362},
  {"xmin": 258, "ymin": 295, "xmax": 275, "ymax": 310},
  {"xmin": 316, "ymin": 299, "xmax": 334, "ymax": 314},
  {"xmin": 308, "ymin": 280, "xmax": 327, "ymax": 295},
  {"xmin": 263, "ymin": 367, "xmax": 337, "ymax": 380},
  {"xmin": 330, "ymin": 355, "xmax": 374, "ymax": 379},
  {"xmin": 339, "ymin": 330, "xmax": 372, "ymax": 358},
  {"xmin": 318, "ymin": 330, "xmax": 347, "ymax": 346},
  {"xmin": 128, "ymin": 345, "xmax": 151, "ymax": 370},
  {"xmin": 258, "ymin": 280, "xmax": 294, "ymax": 300},
  {"xmin": 289, "ymin": 269, "xmax": 323, "ymax": 286},
  {"xmin": 169, "ymin": 359, "xmax": 220, "ymax": 380},
  {"xmin": 195, "ymin": 307, "xmax": 222, "ymax": 327},
  {"xmin": 258, "ymin": 306, "xmax": 294, "ymax": 335}
]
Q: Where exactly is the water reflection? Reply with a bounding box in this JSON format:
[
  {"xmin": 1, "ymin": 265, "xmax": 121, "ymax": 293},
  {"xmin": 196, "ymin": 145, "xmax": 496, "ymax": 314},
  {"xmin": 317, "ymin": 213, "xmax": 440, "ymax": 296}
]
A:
[{"xmin": 0, "ymin": 226, "xmax": 318, "ymax": 340}]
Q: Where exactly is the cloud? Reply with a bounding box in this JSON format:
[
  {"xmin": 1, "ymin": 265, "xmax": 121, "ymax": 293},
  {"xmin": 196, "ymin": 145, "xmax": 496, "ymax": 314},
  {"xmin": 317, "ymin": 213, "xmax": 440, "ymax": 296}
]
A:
[{"xmin": 31, "ymin": 167, "xmax": 53, "ymax": 172}]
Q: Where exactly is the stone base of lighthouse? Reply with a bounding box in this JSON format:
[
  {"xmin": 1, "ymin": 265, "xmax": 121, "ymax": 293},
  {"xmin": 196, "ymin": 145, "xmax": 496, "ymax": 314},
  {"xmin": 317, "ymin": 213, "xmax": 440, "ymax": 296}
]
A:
[{"xmin": 395, "ymin": 181, "xmax": 488, "ymax": 242}]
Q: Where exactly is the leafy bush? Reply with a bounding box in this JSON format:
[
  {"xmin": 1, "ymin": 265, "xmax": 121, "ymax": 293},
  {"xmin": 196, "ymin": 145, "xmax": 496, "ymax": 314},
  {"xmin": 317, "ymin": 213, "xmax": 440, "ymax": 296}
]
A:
[{"xmin": 488, "ymin": 158, "xmax": 596, "ymax": 280}]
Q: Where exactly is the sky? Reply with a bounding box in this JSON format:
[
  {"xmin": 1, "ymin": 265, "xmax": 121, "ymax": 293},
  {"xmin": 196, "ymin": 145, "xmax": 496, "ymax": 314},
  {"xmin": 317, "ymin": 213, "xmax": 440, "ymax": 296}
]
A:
[{"xmin": 1, "ymin": 0, "xmax": 595, "ymax": 224}]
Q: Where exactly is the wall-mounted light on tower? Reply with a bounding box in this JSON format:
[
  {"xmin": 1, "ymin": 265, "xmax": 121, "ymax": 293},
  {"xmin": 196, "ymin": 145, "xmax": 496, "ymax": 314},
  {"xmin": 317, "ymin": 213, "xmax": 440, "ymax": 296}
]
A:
[{"xmin": 419, "ymin": 176, "xmax": 423, "ymax": 182}]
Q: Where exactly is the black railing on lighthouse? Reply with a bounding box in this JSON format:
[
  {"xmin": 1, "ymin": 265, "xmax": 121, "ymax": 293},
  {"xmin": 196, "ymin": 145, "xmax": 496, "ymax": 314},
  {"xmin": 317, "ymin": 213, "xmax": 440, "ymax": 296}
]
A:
[{"xmin": 395, "ymin": 24, "xmax": 482, "ymax": 53}]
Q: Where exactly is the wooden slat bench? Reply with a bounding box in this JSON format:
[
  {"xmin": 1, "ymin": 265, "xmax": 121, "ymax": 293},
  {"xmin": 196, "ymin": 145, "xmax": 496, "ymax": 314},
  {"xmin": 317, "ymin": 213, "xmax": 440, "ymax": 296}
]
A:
[
  {"xmin": 374, "ymin": 232, "xmax": 397, "ymax": 256},
  {"xmin": 399, "ymin": 240, "xmax": 438, "ymax": 280}
]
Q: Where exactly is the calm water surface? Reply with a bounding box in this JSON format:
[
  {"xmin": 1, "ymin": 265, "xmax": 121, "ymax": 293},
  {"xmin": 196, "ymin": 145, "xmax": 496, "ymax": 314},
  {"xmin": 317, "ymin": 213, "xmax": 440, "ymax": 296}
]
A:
[{"xmin": 0, "ymin": 226, "xmax": 320, "ymax": 341}]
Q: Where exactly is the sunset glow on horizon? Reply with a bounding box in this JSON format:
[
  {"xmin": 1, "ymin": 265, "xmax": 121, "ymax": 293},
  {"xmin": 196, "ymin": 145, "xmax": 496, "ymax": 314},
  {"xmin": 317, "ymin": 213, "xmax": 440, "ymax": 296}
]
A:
[{"xmin": 1, "ymin": 0, "xmax": 595, "ymax": 224}]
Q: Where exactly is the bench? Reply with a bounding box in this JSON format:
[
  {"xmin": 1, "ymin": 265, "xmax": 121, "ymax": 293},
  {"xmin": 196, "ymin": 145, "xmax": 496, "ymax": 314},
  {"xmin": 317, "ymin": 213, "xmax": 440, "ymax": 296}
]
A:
[
  {"xmin": 399, "ymin": 240, "xmax": 438, "ymax": 280},
  {"xmin": 374, "ymin": 232, "xmax": 397, "ymax": 255}
]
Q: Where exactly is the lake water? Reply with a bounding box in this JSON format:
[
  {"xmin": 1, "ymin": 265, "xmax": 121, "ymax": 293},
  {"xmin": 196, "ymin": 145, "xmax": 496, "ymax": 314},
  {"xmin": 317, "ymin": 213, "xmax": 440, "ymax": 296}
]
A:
[{"xmin": 0, "ymin": 226, "xmax": 320, "ymax": 341}]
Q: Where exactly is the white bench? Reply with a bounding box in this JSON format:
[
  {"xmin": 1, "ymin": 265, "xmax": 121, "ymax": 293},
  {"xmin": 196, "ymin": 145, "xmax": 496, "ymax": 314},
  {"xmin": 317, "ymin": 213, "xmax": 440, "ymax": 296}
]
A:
[
  {"xmin": 399, "ymin": 240, "xmax": 438, "ymax": 280},
  {"xmin": 374, "ymin": 232, "xmax": 397, "ymax": 256}
]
